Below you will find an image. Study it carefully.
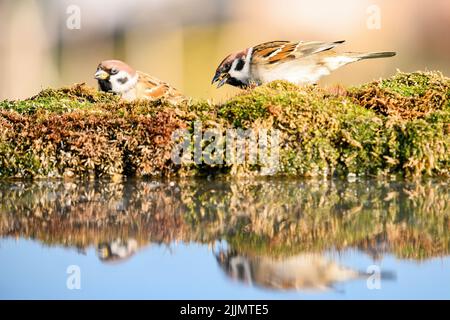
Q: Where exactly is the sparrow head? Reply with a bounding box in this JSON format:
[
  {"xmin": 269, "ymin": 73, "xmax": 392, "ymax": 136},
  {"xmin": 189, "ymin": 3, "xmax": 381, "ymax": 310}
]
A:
[
  {"xmin": 95, "ymin": 60, "xmax": 138, "ymax": 94},
  {"xmin": 97, "ymin": 239, "xmax": 138, "ymax": 264},
  {"xmin": 212, "ymin": 48, "xmax": 251, "ymax": 89}
]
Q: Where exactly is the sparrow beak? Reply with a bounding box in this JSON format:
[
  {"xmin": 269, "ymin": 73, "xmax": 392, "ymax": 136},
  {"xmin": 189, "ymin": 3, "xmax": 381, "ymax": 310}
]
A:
[
  {"xmin": 94, "ymin": 69, "xmax": 110, "ymax": 80},
  {"xmin": 212, "ymin": 72, "xmax": 229, "ymax": 88},
  {"xmin": 98, "ymin": 246, "xmax": 109, "ymax": 259}
]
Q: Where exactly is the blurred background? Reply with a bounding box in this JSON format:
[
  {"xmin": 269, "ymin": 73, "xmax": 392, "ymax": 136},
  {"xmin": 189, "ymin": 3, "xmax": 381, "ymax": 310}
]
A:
[{"xmin": 0, "ymin": 0, "xmax": 449, "ymax": 101}]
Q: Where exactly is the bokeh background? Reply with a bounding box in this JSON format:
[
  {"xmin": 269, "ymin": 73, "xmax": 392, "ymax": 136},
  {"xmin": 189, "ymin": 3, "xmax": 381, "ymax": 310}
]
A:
[{"xmin": 1, "ymin": 0, "xmax": 449, "ymax": 101}]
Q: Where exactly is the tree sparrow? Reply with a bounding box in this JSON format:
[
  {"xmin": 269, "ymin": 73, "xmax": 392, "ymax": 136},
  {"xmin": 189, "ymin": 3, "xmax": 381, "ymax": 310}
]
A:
[
  {"xmin": 94, "ymin": 60, "xmax": 185, "ymax": 103},
  {"xmin": 212, "ymin": 40, "xmax": 396, "ymax": 88}
]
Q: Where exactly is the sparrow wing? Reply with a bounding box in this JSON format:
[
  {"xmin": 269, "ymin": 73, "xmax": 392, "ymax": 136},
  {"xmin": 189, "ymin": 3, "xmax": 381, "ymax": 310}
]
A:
[
  {"xmin": 253, "ymin": 40, "xmax": 345, "ymax": 64},
  {"xmin": 136, "ymin": 71, "xmax": 185, "ymax": 103}
]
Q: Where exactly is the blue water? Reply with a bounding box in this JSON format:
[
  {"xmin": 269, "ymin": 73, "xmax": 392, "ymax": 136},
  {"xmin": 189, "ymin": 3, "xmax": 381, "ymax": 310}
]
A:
[
  {"xmin": 0, "ymin": 179, "xmax": 449, "ymax": 299},
  {"xmin": 1, "ymin": 239, "xmax": 449, "ymax": 299}
]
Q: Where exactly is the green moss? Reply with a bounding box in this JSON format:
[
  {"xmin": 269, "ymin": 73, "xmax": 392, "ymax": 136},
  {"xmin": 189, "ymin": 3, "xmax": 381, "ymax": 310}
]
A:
[
  {"xmin": 378, "ymin": 71, "xmax": 449, "ymax": 97},
  {"xmin": 0, "ymin": 71, "xmax": 449, "ymax": 178},
  {"xmin": 349, "ymin": 71, "xmax": 450, "ymax": 118},
  {"xmin": 217, "ymin": 81, "xmax": 302, "ymax": 127},
  {"xmin": 0, "ymin": 143, "xmax": 42, "ymax": 177},
  {"xmin": 0, "ymin": 83, "xmax": 119, "ymax": 114}
]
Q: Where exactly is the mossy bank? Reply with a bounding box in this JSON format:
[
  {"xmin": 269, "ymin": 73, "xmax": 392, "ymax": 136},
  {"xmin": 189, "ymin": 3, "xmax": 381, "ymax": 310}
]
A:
[{"xmin": 1, "ymin": 71, "xmax": 449, "ymax": 178}]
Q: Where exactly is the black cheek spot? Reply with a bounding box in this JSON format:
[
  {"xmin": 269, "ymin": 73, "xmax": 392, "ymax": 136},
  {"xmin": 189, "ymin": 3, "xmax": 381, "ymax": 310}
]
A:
[
  {"xmin": 226, "ymin": 77, "xmax": 248, "ymax": 89},
  {"xmin": 235, "ymin": 59, "xmax": 245, "ymax": 71},
  {"xmin": 98, "ymin": 79, "xmax": 112, "ymax": 92},
  {"xmin": 117, "ymin": 77, "xmax": 128, "ymax": 84}
]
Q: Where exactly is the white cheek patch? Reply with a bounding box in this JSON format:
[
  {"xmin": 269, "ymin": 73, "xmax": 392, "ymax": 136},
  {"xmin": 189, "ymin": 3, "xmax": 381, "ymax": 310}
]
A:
[
  {"xmin": 228, "ymin": 48, "xmax": 253, "ymax": 83},
  {"xmin": 228, "ymin": 59, "xmax": 247, "ymax": 82},
  {"xmin": 110, "ymin": 71, "xmax": 138, "ymax": 93}
]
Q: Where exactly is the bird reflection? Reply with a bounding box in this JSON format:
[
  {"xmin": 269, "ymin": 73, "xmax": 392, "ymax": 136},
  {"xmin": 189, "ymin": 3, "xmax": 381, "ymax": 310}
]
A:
[
  {"xmin": 97, "ymin": 238, "xmax": 139, "ymax": 264},
  {"xmin": 216, "ymin": 249, "xmax": 396, "ymax": 292}
]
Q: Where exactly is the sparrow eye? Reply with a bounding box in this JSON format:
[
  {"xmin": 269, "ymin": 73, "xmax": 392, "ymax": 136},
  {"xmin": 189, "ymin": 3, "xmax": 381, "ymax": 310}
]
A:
[
  {"xmin": 221, "ymin": 63, "xmax": 231, "ymax": 73},
  {"xmin": 110, "ymin": 68, "xmax": 119, "ymax": 75}
]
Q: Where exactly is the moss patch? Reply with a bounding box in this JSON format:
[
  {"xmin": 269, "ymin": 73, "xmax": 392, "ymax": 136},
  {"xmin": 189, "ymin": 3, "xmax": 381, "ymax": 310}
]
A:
[
  {"xmin": 1, "ymin": 71, "xmax": 449, "ymax": 178},
  {"xmin": 349, "ymin": 71, "xmax": 450, "ymax": 119}
]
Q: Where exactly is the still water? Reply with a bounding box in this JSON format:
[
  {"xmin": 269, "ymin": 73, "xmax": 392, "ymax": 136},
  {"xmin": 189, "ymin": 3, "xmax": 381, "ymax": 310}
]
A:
[{"xmin": 0, "ymin": 178, "xmax": 449, "ymax": 299}]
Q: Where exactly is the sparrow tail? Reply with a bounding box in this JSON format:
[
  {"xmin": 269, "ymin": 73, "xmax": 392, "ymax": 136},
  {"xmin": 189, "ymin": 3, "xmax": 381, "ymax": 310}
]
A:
[{"xmin": 349, "ymin": 51, "xmax": 397, "ymax": 60}]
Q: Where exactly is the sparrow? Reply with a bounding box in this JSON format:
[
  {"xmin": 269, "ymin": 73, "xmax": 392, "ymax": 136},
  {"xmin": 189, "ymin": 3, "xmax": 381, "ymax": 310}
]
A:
[
  {"xmin": 94, "ymin": 59, "xmax": 185, "ymax": 103},
  {"xmin": 212, "ymin": 40, "xmax": 396, "ymax": 88},
  {"xmin": 97, "ymin": 239, "xmax": 139, "ymax": 264}
]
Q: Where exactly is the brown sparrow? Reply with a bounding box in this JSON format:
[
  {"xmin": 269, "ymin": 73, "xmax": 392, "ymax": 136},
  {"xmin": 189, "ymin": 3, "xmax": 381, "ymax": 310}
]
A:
[
  {"xmin": 212, "ymin": 40, "xmax": 396, "ymax": 88},
  {"xmin": 94, "ymin": 60, "xmax": 185, "ymax": 103}
]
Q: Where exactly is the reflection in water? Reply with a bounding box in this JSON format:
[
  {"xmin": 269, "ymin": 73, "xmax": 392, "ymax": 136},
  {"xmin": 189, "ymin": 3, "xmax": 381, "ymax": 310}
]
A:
[
  {"xmin": 216, "ymin": 250, "xmax": 396, "ymax": 292},
  {"xmin": 97, "ymin": 238, "xmax": 139, "ymax": 264},
  {"xmin": 0, "ymin": 178, "xmax": 448, "ymax": 291}
]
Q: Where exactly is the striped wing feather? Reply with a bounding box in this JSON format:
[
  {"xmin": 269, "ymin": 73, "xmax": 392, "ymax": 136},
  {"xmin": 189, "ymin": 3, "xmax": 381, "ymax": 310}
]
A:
[
  {"xmin": 136, "ymin": 71, "xmax": 185, "ymax": 102},
  {"xmin": 252, "ymin": 40, "xmax": 345, "ymax": 64}
]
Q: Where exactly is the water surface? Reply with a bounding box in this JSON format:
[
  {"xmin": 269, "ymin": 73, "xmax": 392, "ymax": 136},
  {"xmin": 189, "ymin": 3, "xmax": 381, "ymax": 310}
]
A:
[{"xmin": 0, "ymin": 178, "xmax": 449, "ymax": 299}]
